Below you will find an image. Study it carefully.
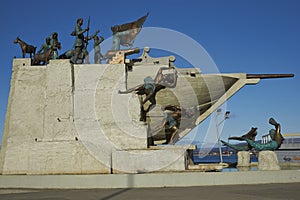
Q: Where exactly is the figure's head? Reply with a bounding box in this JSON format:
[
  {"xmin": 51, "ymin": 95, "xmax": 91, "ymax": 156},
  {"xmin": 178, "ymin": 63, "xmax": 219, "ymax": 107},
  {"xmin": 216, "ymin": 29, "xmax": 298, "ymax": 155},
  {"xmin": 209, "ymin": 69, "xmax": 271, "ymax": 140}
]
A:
[
  {"xmin": 94, "ymin": 35, "xmax": 99, "ymax": 41},
  {"xmin": 13, "ymin": 36, "xmax": 20, "ymax": 44},
  {"xmin": 77, "ymin": 18, "xmax": 83, "ymax": 26},
  {"xmin": 144, "ymin": 76, "xmax": 154, "ymax": 84},
  {"xmin": 46, "ymin": 37, "xmax": 51, "ymax": 44},
  {"xmin": 52, "ymin": 32, "xmax": 58, "ymax": 39}
]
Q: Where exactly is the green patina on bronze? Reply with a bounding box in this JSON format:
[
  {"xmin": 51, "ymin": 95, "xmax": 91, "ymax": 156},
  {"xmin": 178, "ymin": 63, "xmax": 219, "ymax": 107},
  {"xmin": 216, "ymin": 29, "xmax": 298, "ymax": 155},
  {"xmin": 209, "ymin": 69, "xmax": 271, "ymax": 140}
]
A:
[{"xmin": 222, "ymin": 118, "xmax": 284, "ymax": 151}]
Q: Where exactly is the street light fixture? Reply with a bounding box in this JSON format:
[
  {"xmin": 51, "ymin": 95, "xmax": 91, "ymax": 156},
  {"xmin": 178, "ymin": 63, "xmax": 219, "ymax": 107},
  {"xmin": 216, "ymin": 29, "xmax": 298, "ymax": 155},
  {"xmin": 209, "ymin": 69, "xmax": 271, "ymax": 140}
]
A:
[{"xmin": 214, "ymin": 109, "xmax": 230, "ymax": 163}]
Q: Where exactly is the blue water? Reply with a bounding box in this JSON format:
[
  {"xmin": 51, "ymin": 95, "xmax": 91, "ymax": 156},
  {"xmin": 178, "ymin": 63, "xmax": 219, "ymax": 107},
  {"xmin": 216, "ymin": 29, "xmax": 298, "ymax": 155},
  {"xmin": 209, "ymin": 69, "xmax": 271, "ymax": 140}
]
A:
[
  {"xmin": 193, "ymin": 155, "xmax": 258, "ymax": 165},
  {"xmin": 193, "ymin": 155, "xmax": 259, "ymax": 172}
]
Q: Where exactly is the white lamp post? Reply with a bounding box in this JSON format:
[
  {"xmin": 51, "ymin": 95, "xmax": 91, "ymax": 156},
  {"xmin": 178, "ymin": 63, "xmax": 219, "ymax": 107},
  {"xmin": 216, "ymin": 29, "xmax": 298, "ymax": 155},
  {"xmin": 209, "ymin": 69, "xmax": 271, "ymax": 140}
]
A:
[{"xmin": 214, "ymin": 109, "xmax": 230, "ymax": 163}]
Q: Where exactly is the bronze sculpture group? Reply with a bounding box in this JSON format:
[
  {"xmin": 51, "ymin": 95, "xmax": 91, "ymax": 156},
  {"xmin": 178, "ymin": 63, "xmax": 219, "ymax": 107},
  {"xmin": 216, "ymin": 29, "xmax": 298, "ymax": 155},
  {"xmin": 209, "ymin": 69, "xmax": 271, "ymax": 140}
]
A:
[
  {"xmin": 221, "ymin": 118, "xmax": 284, "ymax": 151},
  {"xmin": 118, "ymin": 67, "xmax": 183, "ymax": 144},
  {"xmin": 14, "ymin": 17, "xmax": 104, "ymax": 65},
  {"xmin": 13, "ymin": 14, "xmax": 184, "ymax": 145},
  {"xmin": 14, "ymin": 13, "xmax": 149, "ymax": 65}
]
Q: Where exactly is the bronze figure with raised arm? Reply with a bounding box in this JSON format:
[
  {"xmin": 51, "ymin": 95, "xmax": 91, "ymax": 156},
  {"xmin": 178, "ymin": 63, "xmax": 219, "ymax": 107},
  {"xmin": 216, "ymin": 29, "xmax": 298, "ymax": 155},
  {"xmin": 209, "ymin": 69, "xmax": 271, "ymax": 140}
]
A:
[{"xmin": 119, "ymin": 67, "xmax": 178, "ymax": 121}]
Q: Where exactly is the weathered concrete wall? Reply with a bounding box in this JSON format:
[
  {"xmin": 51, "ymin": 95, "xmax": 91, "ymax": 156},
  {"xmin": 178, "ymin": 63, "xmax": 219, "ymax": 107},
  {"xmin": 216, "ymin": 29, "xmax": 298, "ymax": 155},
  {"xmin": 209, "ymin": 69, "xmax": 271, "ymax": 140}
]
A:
[
  {"xmin": 0, "ymin": 59, "xmax": 122, "ymax": 174},
  {"xmin": 1, "ymin": 59, "xmax": 185, "ymax": 174},
  {"xmin": 0, "ymin": 59, "xmax": 45, "ymax": 174},
  {"xmin": 112, "ymin": 148, "xmax": 188, "ymax": 173},
  {"xmin": 0, "ymin": 58, "xmax": 200, "ymax": 174}
]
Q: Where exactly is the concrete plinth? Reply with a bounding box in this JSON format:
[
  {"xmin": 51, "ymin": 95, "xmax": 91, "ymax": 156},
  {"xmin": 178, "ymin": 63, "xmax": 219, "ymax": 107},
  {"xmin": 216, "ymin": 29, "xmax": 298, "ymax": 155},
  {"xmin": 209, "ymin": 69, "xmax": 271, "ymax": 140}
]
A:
[
  {"xmin": 0, "ymin": 59, "xmax": 191, "ymax": 175},
  {"xmin": 112, "ymin": 147, "xmax": 188, "ymax": 174},
  {"xmin": 258, "ymin": 151, "xmax": 280, "ymax": 171},
  {"xmin": 237, "ymin": 151, "xmax": 250, "ymax": 167}
]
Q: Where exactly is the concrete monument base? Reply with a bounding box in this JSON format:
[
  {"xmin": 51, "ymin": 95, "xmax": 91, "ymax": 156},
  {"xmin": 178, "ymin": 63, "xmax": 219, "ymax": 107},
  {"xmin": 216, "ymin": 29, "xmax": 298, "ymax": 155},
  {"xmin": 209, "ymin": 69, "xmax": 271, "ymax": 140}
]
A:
[
  {"xmin": 0, "ymin": 52, "xmax": 274, "ymax": 175},
  {"xmin": 0, "ymin": 58, "xmax": 194, "ymax": 175},
  {"xmin": 258, "ymin": 151, "xmax": 280, "ymax": 170},
  {"xmin": 237, "ymin": 151, "xmax": 250, "ymax": 167}
]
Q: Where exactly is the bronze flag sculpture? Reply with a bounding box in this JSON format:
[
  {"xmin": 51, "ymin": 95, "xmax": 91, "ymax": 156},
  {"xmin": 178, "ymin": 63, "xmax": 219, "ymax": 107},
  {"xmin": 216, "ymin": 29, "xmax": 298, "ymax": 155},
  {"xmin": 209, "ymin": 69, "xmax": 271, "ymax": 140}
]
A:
[{"xmin": 111, "ymin": 12, "xmax": 149, "ymax": 50}]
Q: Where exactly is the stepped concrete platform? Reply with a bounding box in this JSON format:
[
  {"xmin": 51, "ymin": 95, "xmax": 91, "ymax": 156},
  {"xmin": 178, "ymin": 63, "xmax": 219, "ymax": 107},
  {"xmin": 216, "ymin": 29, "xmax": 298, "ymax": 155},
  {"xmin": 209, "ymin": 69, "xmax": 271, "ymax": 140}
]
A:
[{"xmin": 0, "ymin": 170, "xmax": 299, "ymax": 189}]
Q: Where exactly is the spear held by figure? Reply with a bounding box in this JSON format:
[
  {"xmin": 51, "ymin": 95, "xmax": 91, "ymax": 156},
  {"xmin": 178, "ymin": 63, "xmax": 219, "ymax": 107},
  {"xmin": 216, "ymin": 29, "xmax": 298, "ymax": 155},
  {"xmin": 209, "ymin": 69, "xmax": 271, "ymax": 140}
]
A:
[{"xmin": 85, "ymin": 16, "xmax": 90, "ymax": 49}]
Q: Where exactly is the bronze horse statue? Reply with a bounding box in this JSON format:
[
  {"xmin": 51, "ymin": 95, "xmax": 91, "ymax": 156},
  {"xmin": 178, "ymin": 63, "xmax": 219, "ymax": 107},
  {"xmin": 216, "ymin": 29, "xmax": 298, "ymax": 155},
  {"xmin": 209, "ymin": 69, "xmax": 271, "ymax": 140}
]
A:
[{"xmin": 13, "ymin": 36, "xmax": 36, "ymax": 59}]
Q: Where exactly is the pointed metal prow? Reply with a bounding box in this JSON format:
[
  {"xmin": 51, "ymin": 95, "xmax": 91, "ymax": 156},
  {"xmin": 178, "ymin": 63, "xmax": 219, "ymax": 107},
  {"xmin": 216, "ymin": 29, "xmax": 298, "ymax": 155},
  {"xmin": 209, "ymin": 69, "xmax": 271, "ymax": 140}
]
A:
[{"xmin": 246, "ymin": 74, "xmax": 294, "ymax": 79}]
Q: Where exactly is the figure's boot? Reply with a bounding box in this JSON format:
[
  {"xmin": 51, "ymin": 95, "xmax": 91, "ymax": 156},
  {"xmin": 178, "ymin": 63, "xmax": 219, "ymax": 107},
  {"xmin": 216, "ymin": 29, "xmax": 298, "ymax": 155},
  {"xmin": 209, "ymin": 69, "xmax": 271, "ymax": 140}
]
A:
[{"xmin": 140, "ymin": 107, "xmax": 146, "ymax": 122}]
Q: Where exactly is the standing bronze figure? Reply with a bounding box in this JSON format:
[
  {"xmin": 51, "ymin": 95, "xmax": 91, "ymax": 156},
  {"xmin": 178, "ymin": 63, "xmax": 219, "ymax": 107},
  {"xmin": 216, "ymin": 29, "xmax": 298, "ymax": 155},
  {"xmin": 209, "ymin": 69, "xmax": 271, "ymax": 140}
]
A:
[
  {"xmin": 49, "ymin": 32, "xmax": 61, "ymax": 59},
  {"xmin": 93, "ymin": 35, "xmax": 104, "ymax": 64},
  {"xmin": 70, "ymin": 18, "xmax": 90, "ymax": 64}
]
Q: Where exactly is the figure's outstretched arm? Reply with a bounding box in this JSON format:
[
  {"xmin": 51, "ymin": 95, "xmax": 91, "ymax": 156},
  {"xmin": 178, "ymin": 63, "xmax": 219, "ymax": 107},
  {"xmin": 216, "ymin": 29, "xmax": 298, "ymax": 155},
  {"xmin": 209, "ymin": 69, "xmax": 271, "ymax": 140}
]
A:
[
  {"xmin": 87, "ymin": 30, "xmax": 100, "ymax": 40},
  {"xmin": 118, "ymin": 83, "xmax": 144, "ymax": 94}
]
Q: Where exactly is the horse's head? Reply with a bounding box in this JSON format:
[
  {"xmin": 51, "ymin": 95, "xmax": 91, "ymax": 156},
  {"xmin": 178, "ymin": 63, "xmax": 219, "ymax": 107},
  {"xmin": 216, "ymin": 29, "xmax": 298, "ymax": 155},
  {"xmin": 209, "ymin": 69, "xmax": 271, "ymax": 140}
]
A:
[{"xmin": 13, "ymin": 36, "xmax": 20, "ymax": 44}]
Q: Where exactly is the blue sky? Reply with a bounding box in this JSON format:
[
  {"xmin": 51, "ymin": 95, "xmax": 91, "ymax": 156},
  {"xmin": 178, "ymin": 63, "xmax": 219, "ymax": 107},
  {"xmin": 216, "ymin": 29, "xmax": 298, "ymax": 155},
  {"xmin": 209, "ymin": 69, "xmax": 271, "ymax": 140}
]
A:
[{"xmin": 0, "ymin": 0, "xmax": 299, "ymax": 146}]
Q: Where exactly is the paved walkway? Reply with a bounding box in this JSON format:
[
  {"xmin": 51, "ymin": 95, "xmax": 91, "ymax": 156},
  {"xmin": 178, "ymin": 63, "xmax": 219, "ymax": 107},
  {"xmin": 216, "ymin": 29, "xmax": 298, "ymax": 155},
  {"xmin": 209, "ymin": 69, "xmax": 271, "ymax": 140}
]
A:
[{"xmin": 0, "ymin": 183, "xmax": 299, "ymax": 200}]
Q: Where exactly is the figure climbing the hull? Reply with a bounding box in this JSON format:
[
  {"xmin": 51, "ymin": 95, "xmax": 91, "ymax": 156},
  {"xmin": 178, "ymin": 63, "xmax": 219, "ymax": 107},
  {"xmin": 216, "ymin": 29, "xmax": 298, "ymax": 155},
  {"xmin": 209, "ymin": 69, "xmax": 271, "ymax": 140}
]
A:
[
  {"xmin": 119, "ymin": 67, "xmax": 178, "ymax": 121},
  {"xmin": 149, "ymin": 105, "xmax": 194, "ymax": 145}
]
